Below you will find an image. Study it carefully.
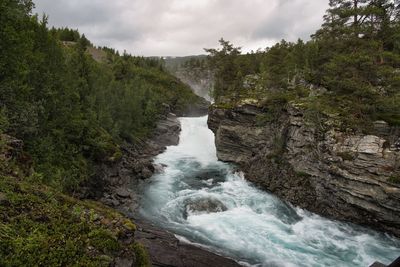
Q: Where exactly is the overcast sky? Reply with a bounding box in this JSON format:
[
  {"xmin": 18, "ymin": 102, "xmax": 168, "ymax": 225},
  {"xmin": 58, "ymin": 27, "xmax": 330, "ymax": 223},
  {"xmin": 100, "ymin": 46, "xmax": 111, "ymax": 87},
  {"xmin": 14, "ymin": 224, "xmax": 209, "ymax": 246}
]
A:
[{"xmin": 33, "ymin": 0, "xmax": 329, "ymax": 57}]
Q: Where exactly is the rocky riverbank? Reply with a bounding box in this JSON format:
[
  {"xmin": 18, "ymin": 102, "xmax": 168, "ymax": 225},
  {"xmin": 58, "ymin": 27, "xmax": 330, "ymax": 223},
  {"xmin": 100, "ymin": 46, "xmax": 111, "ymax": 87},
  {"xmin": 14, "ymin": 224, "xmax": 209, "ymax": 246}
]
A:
[
  {"xmin": 208, "ymin": 101, "xmax": 400, "ymax": 237},
  {"xmin": 83, "ymin": 113, "xmax": 182, "ymax": 215},
  {"xmin": 81, "ymin": 104, "xmax": 241, "ymax": 266},
  {"xmin": 133, "ymin": 218, "xmax": 241, "ymax": 267}
]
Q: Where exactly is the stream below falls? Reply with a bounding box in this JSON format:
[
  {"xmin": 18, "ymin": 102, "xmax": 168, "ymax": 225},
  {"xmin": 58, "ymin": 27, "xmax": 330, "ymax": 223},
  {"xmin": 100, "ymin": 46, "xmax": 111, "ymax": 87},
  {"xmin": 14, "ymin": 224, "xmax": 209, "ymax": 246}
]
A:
[{"xmin": 139, "ymin": 116, "xmax": 400, "ymax": 267}]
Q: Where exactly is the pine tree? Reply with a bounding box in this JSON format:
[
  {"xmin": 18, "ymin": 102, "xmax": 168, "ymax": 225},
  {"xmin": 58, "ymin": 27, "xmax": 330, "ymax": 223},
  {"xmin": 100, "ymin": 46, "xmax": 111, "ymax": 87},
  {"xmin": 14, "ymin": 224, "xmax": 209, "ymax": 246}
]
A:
[{"xmin": 204, "ymin": 39, "xmax": 242, "ymax": 101}]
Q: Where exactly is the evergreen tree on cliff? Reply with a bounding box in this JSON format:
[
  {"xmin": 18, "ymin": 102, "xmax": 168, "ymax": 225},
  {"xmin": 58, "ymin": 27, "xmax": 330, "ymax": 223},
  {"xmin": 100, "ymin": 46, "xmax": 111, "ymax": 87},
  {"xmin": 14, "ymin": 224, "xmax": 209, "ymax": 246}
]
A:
[{"xmin": 205, "ymin": 39, "xmax": 242, "ymax": 100}]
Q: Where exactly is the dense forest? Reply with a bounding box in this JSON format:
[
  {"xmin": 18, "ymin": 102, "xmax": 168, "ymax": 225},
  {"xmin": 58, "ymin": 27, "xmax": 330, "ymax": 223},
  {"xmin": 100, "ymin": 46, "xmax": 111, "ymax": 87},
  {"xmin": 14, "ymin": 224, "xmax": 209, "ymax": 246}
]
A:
[
  {"xmin": 0, "ymin": 0, "xmax": 203, "ymax": 192},
  {"xmin": 196, "ymin": 0, "xmax": 400, "ymax": 131},
  {"xmin": 0, "ymin": 1, "xmax": 206, "ymax": 265}
]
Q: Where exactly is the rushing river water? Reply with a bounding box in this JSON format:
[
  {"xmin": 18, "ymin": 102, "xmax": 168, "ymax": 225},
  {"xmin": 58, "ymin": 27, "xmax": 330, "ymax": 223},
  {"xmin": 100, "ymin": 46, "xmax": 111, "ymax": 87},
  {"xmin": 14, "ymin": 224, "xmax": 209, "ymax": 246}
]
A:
[{"xmin": 139, "ymin": 116, "xmax": 400, "ymax": 267}]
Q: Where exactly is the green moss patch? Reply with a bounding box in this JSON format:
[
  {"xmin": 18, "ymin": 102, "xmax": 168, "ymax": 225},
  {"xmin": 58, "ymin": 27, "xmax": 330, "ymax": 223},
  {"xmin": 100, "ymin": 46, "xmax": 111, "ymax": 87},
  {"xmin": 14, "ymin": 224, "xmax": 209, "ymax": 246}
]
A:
[
  {"xmin": 388, "ymin": 175, "xmax": 400, "ymax": 184},
  {"xmin": 0, "ymin": 176, "xmax": 148, "ymax": 267},
  {"xmin": 337, "ymin": 152, "xmax": 357, "ymax": 161},
  {"xmin": 132, "ymin": 242, "xmax": 151, "ymax": 267}
]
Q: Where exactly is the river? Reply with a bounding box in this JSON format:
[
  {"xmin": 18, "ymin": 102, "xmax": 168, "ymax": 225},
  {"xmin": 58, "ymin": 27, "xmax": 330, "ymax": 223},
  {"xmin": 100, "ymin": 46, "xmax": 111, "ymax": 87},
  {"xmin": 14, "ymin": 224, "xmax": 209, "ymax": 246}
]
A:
[{"xmin": 139, "ymin": 116, "xmax": 400, "ymax": 267}]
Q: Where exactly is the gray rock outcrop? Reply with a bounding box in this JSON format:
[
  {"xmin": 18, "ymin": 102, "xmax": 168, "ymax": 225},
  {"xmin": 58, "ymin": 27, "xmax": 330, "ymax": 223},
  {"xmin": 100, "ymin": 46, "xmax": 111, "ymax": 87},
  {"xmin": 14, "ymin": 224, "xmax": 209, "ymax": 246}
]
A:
[
  {"xmin": 83, "ymin": 109, "xmax": 239, "ymax": 266},
  {"xmin": 183, "ymin": 197, "xmax": 228, "ymax": 218},
  {"xmin": 134, "ymin": 219, "xmax": 241, "ymax": 267},
  {"xmin": 208, "ymin": 102, "xmax": 400, "ymax": 237},
  {"xmin": 83, "ymin": 113, "xmax": 182, "ymax": 214}
]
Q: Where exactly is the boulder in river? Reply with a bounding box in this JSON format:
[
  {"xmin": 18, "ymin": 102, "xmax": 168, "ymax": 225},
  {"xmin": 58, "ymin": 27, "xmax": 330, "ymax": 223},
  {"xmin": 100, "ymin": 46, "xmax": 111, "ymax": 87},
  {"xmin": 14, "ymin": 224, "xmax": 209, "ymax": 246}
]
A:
[{"xmin": 183, "ymin": 197, "xmax": 228, "ymax": 218}]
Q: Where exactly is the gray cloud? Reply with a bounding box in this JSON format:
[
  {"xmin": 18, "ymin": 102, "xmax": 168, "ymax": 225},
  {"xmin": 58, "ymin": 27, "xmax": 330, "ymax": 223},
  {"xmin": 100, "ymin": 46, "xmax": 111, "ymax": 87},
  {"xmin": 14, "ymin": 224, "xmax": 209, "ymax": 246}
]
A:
[
  {"xmin": 33, "ymin": 0, "xmax": 328, "ymax": 56},
  {"xmin": 253, "ymin": 0, "xmax": 328, "ymax": 41}
]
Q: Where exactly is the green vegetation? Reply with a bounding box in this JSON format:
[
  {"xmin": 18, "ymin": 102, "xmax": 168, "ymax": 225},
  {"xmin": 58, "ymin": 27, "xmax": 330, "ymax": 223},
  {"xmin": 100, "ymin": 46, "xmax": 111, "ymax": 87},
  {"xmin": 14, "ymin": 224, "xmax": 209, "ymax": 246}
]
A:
[
  {"xmin": 337, "ymin": 151, "xmax": 357, "ymax": 161},
  {"xmin": 0, "ymin": 175, "xmax": 147, "ymax": 267},
  {"xmin": 0, "ymin": 2, "xmax": 205, "ymax": 264},
  {"xmin": 388, "ymin": 175, "xmax": 400, "ymax": 184},
  {"xmin": 132, "ymin": 242, "xmax": 151, "ymax": 267},
  {"xmin": 296, "ymin": 171, "xmax": 312, "ymax": 178},
  {"xmin": 0, "ymin": 0, "xmax": 202, "ymax": 192},
  {"xmin": 205, "ymin": 0, "xmax": 400, "ymax": 131},
  {"xmin": 0, "ymin": 133, "xmax": 150, "ymax": 266},
  {"xmin": 266, "ymin": 135, "xmax": 287, "ymax": 162},
  {"xmin": 164, "ymin": 55, "xmax": 208, "ymax": 74}
]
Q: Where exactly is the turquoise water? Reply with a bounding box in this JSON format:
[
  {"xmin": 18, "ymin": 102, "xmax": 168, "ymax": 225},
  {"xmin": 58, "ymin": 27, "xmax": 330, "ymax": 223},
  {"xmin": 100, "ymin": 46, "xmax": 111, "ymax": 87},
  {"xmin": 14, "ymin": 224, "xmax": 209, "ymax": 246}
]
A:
[{"xmin": 139, "ymin": 116, "xmax": 400, "ymax": 267}]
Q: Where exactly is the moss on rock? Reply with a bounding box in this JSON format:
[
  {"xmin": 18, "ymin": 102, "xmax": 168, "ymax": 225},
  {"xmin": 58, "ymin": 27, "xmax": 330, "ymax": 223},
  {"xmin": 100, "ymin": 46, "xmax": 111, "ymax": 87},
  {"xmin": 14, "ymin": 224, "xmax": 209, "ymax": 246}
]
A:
[{"xmin": 0, "ymin": 175, "xmax": 146, "ymax": 267}]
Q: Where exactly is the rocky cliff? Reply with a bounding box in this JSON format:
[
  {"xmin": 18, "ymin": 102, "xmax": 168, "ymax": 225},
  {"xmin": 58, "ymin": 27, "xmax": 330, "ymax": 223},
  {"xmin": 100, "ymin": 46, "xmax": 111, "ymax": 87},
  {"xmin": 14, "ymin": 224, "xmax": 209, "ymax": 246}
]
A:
[
  {"xmin": 80, "ymin": 109, "xmax": 240, "ymax": 267},
  {"xmin": 84, "ymin": 113, "xmax": 182, "ymax": 215},
  {"xmin": 208, "ymin": 101, "xmax": 400, "ymax": 237}
]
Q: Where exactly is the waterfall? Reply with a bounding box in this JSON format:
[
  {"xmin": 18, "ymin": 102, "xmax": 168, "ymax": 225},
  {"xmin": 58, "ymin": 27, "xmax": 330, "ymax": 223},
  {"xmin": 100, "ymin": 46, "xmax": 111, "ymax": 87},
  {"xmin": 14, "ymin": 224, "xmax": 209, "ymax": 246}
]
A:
[{"xmin": 139, "ymin": 116, "xmax": 400, "ymax": 267}]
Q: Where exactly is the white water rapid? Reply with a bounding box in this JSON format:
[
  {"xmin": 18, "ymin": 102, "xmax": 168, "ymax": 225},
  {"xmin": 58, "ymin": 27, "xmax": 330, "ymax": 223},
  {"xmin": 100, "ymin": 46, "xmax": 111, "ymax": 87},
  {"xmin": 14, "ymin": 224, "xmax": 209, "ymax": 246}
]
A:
[{"xmin": 139, "ymin": 116, "xmax": 400, "ymax": 267}]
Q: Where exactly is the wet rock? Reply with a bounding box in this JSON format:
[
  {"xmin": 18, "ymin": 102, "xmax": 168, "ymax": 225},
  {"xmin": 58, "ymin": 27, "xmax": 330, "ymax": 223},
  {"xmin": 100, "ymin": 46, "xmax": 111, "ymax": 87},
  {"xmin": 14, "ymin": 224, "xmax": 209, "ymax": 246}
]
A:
[
  {"xmin": 184, "ymin": 197, "xmax": 227, "ymax": 218},
  {"xmin": 274, "ymin": 202, "xmax": 303, "ymax": 225},
  {"xmin": 369, "ymin": 262, "xmax": 386, "ymax": 267},
  {"xmin": 75, "ymin": 100, "xmax": 245, "ymax": 266},
  {"xmin": 134, "ymin": 219, "xmax": 242, "ymax": 267},
  {"xmin": 177, "ymin": 98, "xmax": 210, "ymax": 117},
  {"xmin": 194, "ymin": 168, "xmax": 227, "ymax": 181},
  {"xmin": 82, "ymin": 113, "xmax": 181, "ymax": 214},
  {"xmin": 153, "ymin": 164, "xmax": 166, "ymax": 173},
  {"xmin": 140, "ymin": 167, "xmax": 153, "ymax": 179},
  {"xmin": 151, "ymin": 113, "xmax": 181, "ymax": 147},
  {"xmin": 114, "ymin": 257, "xmax": 133, "ymax": 267},
  {"xmin": 116, "ymin": 188, "xmax": 131, "ymax": 198},
  {"xmin": 208, "ymin": 103, "xmax": 400, "ymax": 237}
]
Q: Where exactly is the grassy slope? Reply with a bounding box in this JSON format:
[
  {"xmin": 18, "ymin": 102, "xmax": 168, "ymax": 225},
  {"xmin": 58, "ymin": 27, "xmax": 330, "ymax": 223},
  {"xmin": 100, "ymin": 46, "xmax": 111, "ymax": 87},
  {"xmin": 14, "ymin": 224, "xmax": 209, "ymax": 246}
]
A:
[
  {"xmin": 0, "ymin": 175, "xmax": 150, "ymax": 267},
  {"xmin": 0, "ymin": 135, "xmax": 150, "ymax": 266}
]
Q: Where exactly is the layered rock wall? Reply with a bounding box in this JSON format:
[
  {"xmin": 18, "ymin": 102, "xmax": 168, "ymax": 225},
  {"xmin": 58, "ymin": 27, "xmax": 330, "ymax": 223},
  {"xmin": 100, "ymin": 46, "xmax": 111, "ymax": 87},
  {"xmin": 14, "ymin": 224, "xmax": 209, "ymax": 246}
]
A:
[{"xmin": 208, "ymin": 103, "xmax": 400, "ymax": 236}]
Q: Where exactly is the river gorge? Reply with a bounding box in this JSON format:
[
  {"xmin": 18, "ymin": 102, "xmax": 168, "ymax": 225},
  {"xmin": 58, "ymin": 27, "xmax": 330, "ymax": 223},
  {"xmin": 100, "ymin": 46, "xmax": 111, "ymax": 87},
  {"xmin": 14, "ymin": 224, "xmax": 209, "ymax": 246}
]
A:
[{"xmin": 138, "ymin": 116, "xmax": 400, "ymax": 267}]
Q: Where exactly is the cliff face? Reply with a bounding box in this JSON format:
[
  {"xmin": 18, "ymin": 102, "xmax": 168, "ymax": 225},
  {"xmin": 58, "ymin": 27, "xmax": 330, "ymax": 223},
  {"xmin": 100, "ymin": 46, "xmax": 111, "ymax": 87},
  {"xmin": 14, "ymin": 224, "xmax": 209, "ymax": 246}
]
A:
[
  {"xmin": 83, "ymin": 111, "xmax": 240, "ymax": 267},
  {"xmin": 208, "ymin": 102, "xmax": 400, "ymax": 237},
  {"xmin": 83, "ymin": 113, "xmax": 182, "ymax": 215}
]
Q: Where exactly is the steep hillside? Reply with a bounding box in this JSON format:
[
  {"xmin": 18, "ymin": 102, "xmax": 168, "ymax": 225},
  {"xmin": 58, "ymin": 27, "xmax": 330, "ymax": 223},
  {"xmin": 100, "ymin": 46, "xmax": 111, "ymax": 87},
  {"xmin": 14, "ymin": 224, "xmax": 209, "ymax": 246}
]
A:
[
  {"xmin": 0, "ymin": 1, "xmax": 210, "ymax": 265},
  {"xmin": 0, "ymin": 134, "xmax": 150, "ymax": 267},
  {"xmin": 0, "ymin": 1, "xmax": 207, "ymax": 192}
]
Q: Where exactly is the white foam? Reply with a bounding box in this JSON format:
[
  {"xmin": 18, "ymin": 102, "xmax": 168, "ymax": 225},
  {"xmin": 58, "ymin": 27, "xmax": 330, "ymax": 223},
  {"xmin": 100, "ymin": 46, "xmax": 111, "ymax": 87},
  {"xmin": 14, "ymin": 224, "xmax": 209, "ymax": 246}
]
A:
[{"xmin": 140, "ymin": 116, "xmax": 400, "ymax": 267}]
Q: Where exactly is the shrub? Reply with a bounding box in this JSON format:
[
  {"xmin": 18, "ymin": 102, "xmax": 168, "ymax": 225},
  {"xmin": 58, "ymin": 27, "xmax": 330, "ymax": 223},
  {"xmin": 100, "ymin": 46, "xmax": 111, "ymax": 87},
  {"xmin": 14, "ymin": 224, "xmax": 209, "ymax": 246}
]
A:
[
  {"xmin": 388, "ymin": 175, "xmax": 400, "ymax": 184},
  {"xmin": 132, "ymin": 243, "xmax": 151, "ymax": 267}
]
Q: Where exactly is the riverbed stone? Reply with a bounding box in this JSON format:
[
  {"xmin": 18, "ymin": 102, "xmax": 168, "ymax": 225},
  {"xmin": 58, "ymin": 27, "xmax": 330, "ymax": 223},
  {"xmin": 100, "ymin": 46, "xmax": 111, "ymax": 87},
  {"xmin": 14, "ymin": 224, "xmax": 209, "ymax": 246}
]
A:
[
  {"xmin": 184, "ymin": 197, "xmax": 227, "ymax": 218},
  {"xmin": 116, "ymin": 188, "xmax": 131, "ymax": 198}
]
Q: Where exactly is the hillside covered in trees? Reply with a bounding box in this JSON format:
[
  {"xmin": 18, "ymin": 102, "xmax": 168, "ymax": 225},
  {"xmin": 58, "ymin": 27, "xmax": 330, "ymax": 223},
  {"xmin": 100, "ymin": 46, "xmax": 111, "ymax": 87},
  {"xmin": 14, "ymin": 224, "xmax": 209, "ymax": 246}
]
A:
[
  {"xmin": 0, "ymin": 0, "xmax": 204, "ymax": 192},
  {"xmin": 204, "ymin": 0, "xmax": 400, "ymax": 131},
  {"xmin": 0, "ymin": 1, "xmax": 206, "ymax": 265}
]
